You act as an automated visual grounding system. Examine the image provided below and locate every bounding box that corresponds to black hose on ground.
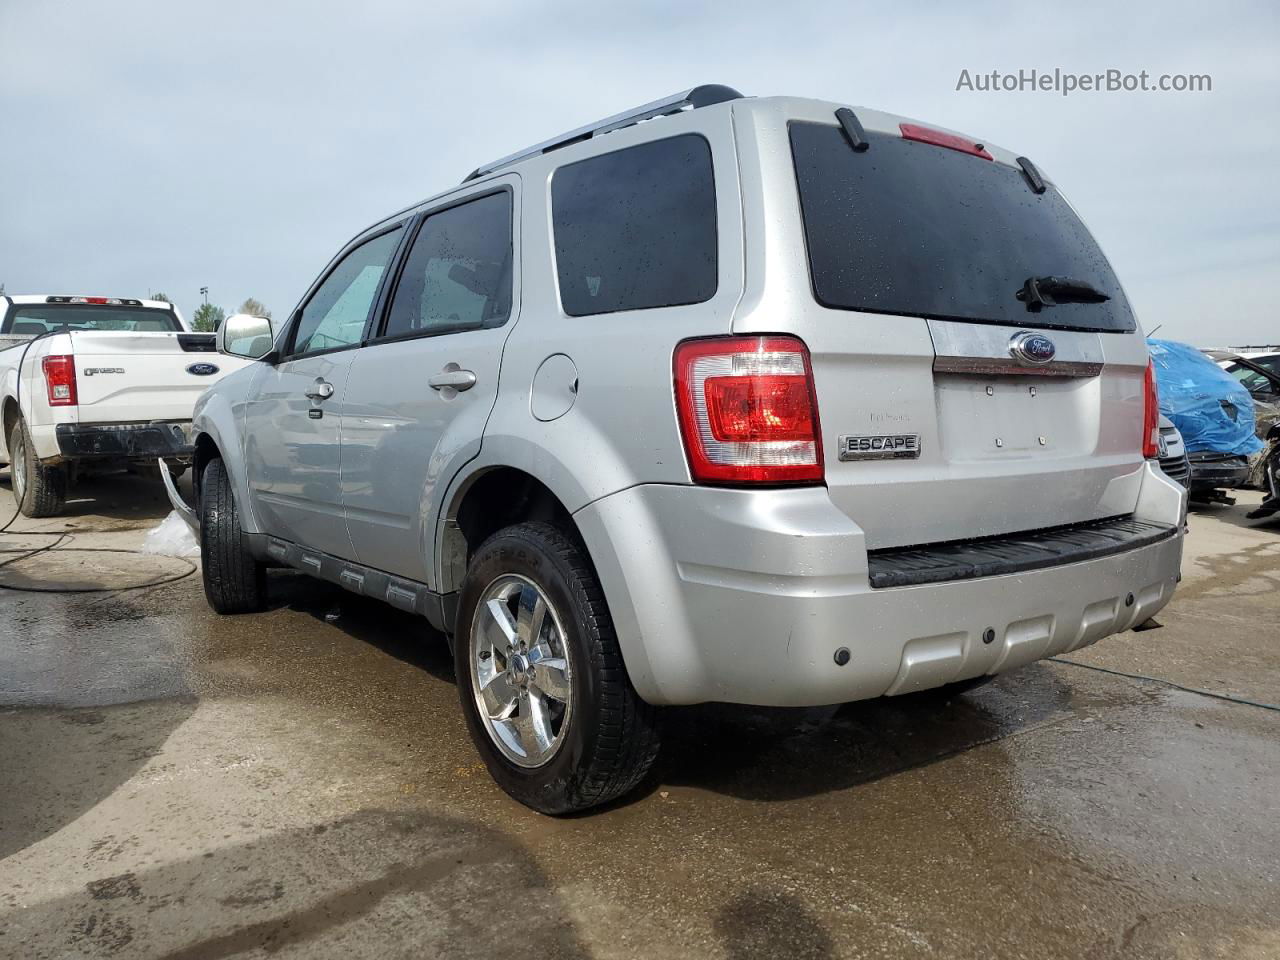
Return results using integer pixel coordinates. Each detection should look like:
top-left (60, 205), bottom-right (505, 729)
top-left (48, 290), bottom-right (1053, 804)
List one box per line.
top-left (1049, 656), bottom-right (1280, 713)
top-left (0, 500), bottom-right (197, 594)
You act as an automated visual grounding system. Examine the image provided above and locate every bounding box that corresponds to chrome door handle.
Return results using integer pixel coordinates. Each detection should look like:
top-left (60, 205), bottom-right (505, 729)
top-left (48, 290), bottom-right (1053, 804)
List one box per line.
top-left (428, 368), bottom-right (477, 392)
top-left (305, 379), bottom-right (335, 400)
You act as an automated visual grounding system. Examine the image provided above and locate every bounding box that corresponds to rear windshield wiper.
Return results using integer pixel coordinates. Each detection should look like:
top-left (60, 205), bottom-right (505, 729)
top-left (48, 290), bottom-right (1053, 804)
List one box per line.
top-left (1016, 275), bottom-right (1111, 312)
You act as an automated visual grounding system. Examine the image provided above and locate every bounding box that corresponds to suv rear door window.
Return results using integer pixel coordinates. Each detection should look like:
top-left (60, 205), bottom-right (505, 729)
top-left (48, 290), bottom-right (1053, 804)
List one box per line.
top-left (789, 122), bottom-right (1136, 333)
top-left (381, 191), bottom-right (512, 339)
top-left (552, 134), bottom-right (717, 317)
top-left (289, 226), bottom-right (403, 357)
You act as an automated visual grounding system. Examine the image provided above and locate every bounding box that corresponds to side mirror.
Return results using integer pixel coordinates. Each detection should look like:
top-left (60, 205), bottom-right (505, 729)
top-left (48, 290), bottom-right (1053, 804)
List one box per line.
top-left (217, 313), bottom-right (275, 360)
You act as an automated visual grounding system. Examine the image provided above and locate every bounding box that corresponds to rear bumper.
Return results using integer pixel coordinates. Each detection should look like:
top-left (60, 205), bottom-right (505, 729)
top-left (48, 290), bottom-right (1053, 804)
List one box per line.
top-left (54, 421), bottom-right (194, 460)
top-left (575, 461), bottom-right (1186, 707)
top-left (1186, 453), bottom-right (1250, 492)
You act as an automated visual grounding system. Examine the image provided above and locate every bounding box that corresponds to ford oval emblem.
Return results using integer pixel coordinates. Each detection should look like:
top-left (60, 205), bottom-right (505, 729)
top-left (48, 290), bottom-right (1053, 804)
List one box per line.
top-left (1009, 332), bottom-right (1056, 365)
top-left (187, 362), bottom-right (220, 376)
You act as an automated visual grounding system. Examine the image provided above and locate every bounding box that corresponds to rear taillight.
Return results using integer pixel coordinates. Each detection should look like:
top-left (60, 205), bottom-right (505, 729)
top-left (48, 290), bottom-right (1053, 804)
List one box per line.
top-left (674, 336), bottom-right (823, 485)
top-left (1142, 359), bottom-right (1160, 458)
top-left (43, 355), bottom-right (78, 406)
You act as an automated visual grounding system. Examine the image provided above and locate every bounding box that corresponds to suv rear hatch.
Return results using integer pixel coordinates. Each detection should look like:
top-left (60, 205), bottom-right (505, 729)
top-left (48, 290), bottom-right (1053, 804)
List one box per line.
top-left (735, 103), bottom-right (1151, 550)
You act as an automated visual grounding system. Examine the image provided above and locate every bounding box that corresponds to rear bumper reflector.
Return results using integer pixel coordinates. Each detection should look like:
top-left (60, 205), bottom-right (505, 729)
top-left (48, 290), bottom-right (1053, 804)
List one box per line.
top-left (867, 515), bottom-right (1178, 589)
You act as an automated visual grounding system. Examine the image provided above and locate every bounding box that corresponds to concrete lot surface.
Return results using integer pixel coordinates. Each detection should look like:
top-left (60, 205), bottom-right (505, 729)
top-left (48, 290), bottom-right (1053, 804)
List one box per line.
top-left (1, 471), bottom-right (1278, 959)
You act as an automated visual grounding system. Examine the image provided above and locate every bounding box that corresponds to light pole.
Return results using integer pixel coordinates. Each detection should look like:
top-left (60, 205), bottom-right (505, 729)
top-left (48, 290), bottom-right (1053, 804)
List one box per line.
top-left (200, 286), bottom-right (209, 305)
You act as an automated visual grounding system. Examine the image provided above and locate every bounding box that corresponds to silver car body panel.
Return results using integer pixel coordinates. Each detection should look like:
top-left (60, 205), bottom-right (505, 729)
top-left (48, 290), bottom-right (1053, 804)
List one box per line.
top-left (576, 462), bottom-right (1183, 705)
top-left (340, 178), bottom-right (522, 583)
top-left (431, 105), bottom-right (746, 591)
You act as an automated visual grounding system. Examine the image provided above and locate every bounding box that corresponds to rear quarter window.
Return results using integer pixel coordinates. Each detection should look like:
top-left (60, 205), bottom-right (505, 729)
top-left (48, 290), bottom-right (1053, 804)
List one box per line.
top-left (551, 134), bottom-right (717, 317)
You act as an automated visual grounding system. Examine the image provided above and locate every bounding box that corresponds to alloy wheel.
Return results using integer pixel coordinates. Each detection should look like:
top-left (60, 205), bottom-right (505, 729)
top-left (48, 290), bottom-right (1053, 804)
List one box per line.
top-left (470, 574), bottom-right (574, 768)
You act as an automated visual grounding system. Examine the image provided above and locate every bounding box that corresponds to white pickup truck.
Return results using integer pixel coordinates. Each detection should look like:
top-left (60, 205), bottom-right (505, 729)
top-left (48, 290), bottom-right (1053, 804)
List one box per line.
top-left (0, 295), bottom-right (253, 517)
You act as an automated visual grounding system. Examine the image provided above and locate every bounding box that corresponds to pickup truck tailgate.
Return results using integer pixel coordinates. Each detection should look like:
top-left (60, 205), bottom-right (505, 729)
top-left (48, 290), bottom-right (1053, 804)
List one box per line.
top-left (68, 331), bottom-right (235, 422)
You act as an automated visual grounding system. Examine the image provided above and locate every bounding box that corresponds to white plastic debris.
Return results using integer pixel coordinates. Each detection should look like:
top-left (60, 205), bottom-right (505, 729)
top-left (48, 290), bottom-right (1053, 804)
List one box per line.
top-left (141, 510), bottom-right (200, 558)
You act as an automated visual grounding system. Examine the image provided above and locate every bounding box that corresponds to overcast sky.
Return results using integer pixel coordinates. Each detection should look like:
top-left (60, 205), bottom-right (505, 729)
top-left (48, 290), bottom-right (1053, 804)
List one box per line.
top-left (1, 0), bottom-right (1276, 346)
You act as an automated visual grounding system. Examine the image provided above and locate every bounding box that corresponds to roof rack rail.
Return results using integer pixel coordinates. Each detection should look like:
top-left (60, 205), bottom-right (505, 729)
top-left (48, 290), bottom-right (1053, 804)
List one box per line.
top-left (463, 84), bottom-right (744, 182)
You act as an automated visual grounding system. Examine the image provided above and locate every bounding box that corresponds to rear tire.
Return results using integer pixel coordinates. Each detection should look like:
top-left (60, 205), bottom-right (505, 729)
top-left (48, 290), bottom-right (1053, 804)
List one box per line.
top-left (454, 521), bottom-right (660, 814)
top-left (8, 417), bottom-right (67, 518)
top-left (200, 457), bottom-right (266, 614)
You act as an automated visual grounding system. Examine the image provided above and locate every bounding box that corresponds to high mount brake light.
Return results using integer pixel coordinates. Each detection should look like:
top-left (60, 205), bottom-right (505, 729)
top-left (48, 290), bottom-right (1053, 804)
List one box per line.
top-left (43, 355), bottom-right (78, 406)
top-left (1142, 360), bottom-right (1160, 459)
top-left (899, 123), bottom-right (993, 160)
top-left (44, 296), bottom-right (140, 305)
top-left (674, 336), bottom-right (824, 485)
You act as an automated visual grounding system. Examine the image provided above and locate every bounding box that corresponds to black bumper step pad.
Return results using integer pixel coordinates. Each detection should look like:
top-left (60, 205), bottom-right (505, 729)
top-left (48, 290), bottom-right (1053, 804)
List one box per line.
top-left (867, 516), bottom-right (1177, 589)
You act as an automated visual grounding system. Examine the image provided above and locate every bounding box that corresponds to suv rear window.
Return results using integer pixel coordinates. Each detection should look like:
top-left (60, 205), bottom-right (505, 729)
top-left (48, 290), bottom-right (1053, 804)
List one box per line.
top-left (552, 134), bottom-right (717, 317)
top-left (2, 304), bottom-right (182, 334)
top-left (789, 122), bottom-right (1136, 333)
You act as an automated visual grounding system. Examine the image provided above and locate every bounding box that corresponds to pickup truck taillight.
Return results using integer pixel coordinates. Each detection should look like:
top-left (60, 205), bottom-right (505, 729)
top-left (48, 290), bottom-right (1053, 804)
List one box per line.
top-left (43, 355), bottom-right (78, 406)
top-left (1142, 359), bottom-right (1159, 459)
top-left (674, 336), bottom-right (824, 485)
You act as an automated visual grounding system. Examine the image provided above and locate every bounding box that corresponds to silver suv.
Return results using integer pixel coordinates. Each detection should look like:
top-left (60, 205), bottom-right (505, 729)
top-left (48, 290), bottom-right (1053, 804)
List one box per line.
top-left (175, 87), bottom-right (1187, 813)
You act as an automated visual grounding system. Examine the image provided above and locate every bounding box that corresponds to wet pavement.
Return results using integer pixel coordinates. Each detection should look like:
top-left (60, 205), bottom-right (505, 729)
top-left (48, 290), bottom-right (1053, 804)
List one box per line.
top-left (1, 470), bottom-right (1278, 959)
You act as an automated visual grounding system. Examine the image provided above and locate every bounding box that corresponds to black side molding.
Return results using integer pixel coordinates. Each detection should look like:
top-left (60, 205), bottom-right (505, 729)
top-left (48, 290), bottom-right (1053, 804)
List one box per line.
top-left (835, 107), bottom-right (870, 152)
top-left (867, 516), bottom-right (1177, 589)
top-left (1016, 156), bottom-right (1047, 194)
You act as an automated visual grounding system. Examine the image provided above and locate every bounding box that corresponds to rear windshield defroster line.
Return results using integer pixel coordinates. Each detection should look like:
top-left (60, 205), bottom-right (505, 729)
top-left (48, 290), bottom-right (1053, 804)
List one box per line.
top-left (788, 122), bottom-right (1137, 334)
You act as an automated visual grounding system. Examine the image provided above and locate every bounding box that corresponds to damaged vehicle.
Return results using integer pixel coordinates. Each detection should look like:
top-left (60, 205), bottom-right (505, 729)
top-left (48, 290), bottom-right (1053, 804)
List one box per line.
top-left (173, 87), bottom-right (1186, 813)
top-left (1207, 349), bottom-right (1280, 491)
top-left (1247, 421), bottom-right (1280, 520)
top-left (1148, 339), bottom-right (1263, 504)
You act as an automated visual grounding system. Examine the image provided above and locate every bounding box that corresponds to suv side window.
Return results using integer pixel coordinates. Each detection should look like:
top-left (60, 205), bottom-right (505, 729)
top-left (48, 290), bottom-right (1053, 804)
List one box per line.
top-left (551, 134), bottom-right (717, 317)
top-left (289, 226), bottom-right (403, 357)
top-left (381, 191), bottom-right (512, 340)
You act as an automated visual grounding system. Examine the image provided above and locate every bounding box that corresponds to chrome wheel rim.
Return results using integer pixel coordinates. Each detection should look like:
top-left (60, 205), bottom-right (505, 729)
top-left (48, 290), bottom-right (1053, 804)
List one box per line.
top-left (470, 574), bottom-right (573, 768)
top-left (10, 431), bottom-right (26, 503)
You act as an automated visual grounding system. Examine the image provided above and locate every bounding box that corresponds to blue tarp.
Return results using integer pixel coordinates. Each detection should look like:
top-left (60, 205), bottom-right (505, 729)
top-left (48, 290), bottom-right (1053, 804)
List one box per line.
top-left (1147, 338), bottom-right (1263, 456)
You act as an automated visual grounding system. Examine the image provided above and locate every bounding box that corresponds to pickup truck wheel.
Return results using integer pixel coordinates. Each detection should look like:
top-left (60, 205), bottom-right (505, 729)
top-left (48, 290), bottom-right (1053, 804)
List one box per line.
top-left (199, 457), bottom-right (266, 614)
top-left (8, 417), bottom-right (67, 518)
top-left (455, 521), bottom-right (660, 814)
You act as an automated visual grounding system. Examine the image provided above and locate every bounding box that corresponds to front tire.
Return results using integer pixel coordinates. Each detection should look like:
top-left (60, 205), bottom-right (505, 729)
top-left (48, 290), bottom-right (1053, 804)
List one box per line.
top-left (454, 522), bottom-right (659, 814)
top-left (200, 457), bottom-right (266, 614)
top-left (8, 417), bottom-right (67, 518)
